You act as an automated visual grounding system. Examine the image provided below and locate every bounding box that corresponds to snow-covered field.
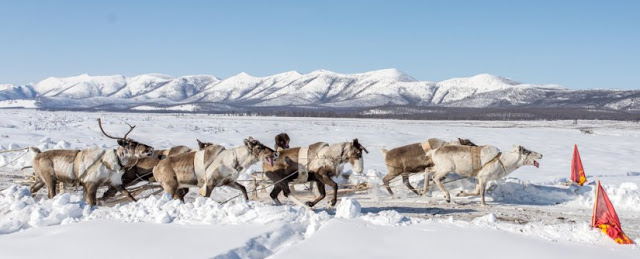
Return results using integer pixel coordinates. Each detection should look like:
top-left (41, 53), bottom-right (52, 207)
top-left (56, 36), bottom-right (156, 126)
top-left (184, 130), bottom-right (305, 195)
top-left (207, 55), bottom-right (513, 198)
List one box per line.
top-left (0, 109), bottom-right (638, 258)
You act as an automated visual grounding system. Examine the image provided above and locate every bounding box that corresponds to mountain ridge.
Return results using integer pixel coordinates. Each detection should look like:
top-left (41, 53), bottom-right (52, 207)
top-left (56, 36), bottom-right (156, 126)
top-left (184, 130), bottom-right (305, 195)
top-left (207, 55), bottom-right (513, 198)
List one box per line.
top-left (1, 69), bottom-right (639, 112)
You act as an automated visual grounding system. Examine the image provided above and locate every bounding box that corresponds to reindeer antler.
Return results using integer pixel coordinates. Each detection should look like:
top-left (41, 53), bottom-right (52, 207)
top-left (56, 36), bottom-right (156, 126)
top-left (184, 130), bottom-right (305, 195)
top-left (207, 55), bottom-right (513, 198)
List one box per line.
top-left (97, 118), bottom-right (136, 140)
top-left (98, 118), bottom-right (121, 139)
top-left (123, 122), bottom-right (136, 140)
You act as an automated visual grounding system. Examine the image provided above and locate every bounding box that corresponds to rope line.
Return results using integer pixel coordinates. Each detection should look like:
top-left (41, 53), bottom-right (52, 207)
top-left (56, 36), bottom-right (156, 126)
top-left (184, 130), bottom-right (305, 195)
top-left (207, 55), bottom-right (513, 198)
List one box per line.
top-left (219, 170), bottom-right (301, 205)
top-left (0, 147), bottom-right (29, 154)
top-left (0, 150), bottom-right (30, 169)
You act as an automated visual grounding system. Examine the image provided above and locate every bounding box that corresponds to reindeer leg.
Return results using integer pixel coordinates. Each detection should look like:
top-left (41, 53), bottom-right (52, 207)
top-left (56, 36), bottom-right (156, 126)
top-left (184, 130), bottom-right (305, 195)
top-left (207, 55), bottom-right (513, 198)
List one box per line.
top-left (422, 168), bottom-right (434, 195)
top-left (227, 181), bottom-right (249, 201)
top-left (265, 171), bottom-right (288, 206)
top-left (30, 180), bottom-right (45, 197)
top-left (317, 169), bottom-right (338, 207)
top-left (305, 180), bottom-right (326, 207)
top-left (433, 172), bottom-right (451, 203)
top-left (457, 181), bottom-right (482, 197)
top-left (402, 173), bottom-right (420, 196)
top-left (100, 187), bottom-right (118, 202)
top-left (269, 184), bottom-right (283, 206)
top-left (382, 173), bottom-right (396, 196)
top-left (271, 177), bottom-right (308, 208)
top-left (86, 183), bottom-right (99, 206)
top-left (46, 178), bottom-right (57, 199)
top-left (479, 178), bottom-right (488, 206)
top-left (116, 185), bottom-right (137, 203)
top-left (178, 188), bottom-right (190, 200)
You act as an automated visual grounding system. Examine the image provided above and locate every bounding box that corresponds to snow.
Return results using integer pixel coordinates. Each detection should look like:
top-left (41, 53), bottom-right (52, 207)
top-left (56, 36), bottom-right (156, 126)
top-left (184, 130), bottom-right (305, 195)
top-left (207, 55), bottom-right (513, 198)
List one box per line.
top-left (0, 109), bottom-right (639, 258)
top-left (0, 99), bottom-right (37, 108)
top-left (276, 219), bottom-right (639, 259)
top-left (131, 104), bottom-right (200, 112)
top-left (0, 220), bottom-right (277, 259)
top-left (335, 197), bottom-right (361, 219)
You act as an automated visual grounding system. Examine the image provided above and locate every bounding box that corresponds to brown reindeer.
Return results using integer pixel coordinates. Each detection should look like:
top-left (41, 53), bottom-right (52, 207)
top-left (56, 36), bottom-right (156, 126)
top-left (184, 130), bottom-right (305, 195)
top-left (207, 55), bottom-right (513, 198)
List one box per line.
top-left (99, 139), bottom-right (215, 202)
top-left (29, 120), bottom-right (151, 205)
top-left (274, 133), bottom-right (290, 152)
top-left (98, 118), bottom-right (154, 157)
top-left (152, 139), bottom-right (213, 159)
top-left (263, 139), bottom-right (368, 208)
top-left (380, 138), bottom-right (476, 196)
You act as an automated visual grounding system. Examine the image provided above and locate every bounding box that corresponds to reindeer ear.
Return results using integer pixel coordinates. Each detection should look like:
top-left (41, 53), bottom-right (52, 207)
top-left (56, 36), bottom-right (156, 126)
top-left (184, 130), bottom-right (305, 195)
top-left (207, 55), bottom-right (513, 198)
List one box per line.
top-left (353, 138), bottom-right (359, 146)
top-left (519, 146), bottom-right (524, 152)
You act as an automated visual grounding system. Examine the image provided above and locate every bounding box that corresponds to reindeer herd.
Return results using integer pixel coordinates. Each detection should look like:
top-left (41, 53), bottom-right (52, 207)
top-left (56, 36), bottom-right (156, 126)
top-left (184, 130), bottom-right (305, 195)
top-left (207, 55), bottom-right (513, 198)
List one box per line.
top-left (25, 119), bottom-right (543, 208)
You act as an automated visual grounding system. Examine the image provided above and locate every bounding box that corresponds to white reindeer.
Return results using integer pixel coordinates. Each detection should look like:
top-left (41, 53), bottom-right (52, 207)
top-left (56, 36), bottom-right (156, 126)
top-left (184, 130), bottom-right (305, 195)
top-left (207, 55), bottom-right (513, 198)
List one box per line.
top-left (427, 145), bottom-right (542, 205)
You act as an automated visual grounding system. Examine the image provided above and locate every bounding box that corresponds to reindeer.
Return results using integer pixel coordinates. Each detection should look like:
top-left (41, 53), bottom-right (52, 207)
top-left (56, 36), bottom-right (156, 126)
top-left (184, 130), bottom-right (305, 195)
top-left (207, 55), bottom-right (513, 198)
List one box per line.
top-left (97, 118), bottom-right (154, 157)
top-left (152, 139), bottom-right (213, 159)
top-left (29, 120), bottom-right (151, 205)
top-left (263, 139), bottom-right (368, 208)
top-left (274, 133), bottom-right (290, 152)
top-left (380, 138), bottom-right (477, 196)
top-left (201, 137), bottom-right (277, 201)
top-left (154, 137), bottom-right (276, 201)
top-left (99, 139), bottom-right (215, 202)
top-left (427, 145), bottom-right (542, 205)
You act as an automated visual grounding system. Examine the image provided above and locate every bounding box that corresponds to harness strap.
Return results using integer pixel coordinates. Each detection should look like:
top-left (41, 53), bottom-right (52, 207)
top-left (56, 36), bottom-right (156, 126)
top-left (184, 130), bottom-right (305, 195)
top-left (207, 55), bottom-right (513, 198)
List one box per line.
top-left (472, 152), bottom-right (503, 176)
top-left (295, 147), bottom-right (310, 183)
top-left (470, 146), bottom-right (482, 171)
top-left (496, 153), bottom-right (507, 175)
top-left (194, 149), bottom-right (207, 179)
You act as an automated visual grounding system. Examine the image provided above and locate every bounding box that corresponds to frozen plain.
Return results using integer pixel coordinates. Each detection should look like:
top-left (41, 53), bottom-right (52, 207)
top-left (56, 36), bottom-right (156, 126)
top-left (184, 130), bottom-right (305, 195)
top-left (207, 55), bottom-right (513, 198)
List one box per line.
top-left (0, 109), bottom-right (638, 258)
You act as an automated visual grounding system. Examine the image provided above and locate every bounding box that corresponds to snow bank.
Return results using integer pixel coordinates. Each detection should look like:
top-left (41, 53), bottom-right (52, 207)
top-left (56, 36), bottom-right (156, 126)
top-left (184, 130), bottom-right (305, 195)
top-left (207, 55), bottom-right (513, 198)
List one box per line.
top-left (361, 210), bottom-right (410, 226)
top-left (0, 185), bottom-right (329, 235)
top-left (488, 179), bottom-right (640, 212)
top-left (335, 197), bottom-right (361, 219)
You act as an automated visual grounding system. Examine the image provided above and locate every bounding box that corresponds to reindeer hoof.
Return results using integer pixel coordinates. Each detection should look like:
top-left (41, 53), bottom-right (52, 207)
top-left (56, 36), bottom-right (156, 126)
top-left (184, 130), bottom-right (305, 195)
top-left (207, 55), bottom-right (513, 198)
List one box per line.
top-left (456, 191), bottom-right (463, 197)
top-left (305, 201), bottom-right (314, 207)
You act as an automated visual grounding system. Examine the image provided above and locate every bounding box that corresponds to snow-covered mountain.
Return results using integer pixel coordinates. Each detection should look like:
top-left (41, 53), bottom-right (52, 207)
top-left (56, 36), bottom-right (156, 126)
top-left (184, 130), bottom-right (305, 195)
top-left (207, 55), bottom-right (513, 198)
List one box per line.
top-left (1, 69), bottom-right (639, 112)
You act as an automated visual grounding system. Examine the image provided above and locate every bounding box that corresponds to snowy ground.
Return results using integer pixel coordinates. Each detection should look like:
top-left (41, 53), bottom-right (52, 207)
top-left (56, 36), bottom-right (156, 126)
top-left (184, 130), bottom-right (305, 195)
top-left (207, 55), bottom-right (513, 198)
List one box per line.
top-left (0, 109), bottom-right (638, 258)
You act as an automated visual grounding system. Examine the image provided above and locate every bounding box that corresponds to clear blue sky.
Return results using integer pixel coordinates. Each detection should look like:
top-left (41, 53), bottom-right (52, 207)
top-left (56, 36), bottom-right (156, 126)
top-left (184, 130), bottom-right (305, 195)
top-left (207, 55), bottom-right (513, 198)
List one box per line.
top-left (1, 0), bottom-right (638, 89)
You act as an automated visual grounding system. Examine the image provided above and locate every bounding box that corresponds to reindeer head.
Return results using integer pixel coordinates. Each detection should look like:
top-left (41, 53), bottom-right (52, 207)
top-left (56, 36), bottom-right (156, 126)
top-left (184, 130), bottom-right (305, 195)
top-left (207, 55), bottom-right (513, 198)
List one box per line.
top-left (98, 118), bottom-right (154, 157)
top-left (457, 138), bottom-right (477, 146)
top-left (244, 137), bottom-right (277, 166)
top-left (513, 145), bottom-right (543, 168)
top-left (346, 138), bottom-right (368, 174)
top-left (197, 139), bottom-right (214, 150)
top-left (115, 146), bottom-right (138, 170)
top-left (274, 133), bottom-right (290, 150)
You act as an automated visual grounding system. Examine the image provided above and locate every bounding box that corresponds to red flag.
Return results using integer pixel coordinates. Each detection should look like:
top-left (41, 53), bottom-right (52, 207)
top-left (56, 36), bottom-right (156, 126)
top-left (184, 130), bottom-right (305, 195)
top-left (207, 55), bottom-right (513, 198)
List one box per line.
top-left (591, 181), bottom-right (634, 244)
top-left (571, 145), bottom-right (587, 185)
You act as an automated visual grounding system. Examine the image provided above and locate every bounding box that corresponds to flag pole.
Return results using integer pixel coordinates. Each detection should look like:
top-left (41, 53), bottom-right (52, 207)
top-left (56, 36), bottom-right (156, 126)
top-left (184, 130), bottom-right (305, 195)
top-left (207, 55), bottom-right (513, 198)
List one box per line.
top-left (591, 180), bottom-right (600, 227)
